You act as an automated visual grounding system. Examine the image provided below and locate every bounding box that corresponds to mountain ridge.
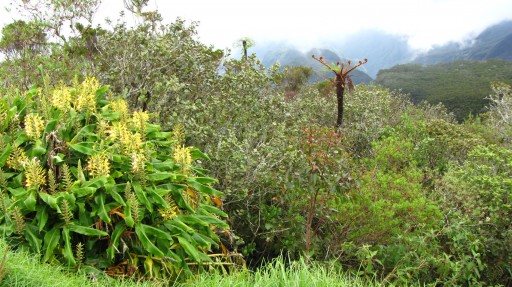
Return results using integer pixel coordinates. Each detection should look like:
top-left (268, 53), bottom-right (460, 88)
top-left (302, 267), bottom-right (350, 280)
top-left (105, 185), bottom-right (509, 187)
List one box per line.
top-left (253, 20), bottom-right (512, 78)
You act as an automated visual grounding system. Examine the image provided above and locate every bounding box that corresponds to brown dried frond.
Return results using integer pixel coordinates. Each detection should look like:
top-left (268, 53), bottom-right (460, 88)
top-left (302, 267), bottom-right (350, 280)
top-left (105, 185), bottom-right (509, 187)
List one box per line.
top-left (347, 76), bottom-right (355, 93)
top-left (342, 58), bottom-right (368, 76)
top-left (312, 54), bottom-right (335, 72)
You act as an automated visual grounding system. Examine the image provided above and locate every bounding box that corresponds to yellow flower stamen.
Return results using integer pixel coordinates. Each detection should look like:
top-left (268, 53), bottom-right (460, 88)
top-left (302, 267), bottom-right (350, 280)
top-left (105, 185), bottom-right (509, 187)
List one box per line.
top-left (173, 145), bottom-right (192, 174)
top-left (25, 157), bottom-right (46, 190)
top-left (24, 114), bottom-right (45, 140)
top-left (87, 153), bottom-right (110, 178)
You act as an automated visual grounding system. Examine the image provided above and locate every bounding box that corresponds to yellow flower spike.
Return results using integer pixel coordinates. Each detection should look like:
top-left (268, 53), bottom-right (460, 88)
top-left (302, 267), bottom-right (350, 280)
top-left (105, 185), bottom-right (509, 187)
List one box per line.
top-left (159, 200), bottom-right (179, 220)
top-left (24, 114), bottom-right (45, 140)
top-left (173, 145), bottom-right (192, 174)
top-left (132, 111), bottom-right (149, 130)
top-left (7, 145), bottom-right (28, 171)
top-left (172, 123), bottom-right (186, 148)
top-left (51, 85), bottom-right (72, 112)
top-left (74, 77), bottom-right (100, 112)
top-left (25, 158), bottom-right (46, 190)
top-left (87, 153), bottom-right (110, 178)
top-left (131, 152), bottom-right (146, 173)
top-left (111, 99), bottom-right (129, 120)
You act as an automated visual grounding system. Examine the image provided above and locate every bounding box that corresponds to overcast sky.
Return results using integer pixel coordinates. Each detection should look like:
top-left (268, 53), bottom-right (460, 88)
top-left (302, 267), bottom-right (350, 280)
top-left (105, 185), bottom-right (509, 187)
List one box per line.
top-left (1, 0), bottom-right (512, 51)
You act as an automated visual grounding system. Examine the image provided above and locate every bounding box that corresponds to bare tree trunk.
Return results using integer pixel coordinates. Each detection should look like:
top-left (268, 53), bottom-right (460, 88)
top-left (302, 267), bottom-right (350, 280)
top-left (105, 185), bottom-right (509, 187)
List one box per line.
top-left (335, 74), bottom-right (345, 129)
top-left (242, 40), bottom-right (248, 61)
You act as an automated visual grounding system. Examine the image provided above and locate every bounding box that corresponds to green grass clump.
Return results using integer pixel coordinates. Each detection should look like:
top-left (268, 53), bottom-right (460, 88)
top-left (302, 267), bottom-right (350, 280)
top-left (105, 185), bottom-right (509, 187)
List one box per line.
top-left (0, 242), bottom-right (380, 287)
top-left (179, 257), bottom-right (372, 287)
top-left (0, 239), bottom-right (153, 287)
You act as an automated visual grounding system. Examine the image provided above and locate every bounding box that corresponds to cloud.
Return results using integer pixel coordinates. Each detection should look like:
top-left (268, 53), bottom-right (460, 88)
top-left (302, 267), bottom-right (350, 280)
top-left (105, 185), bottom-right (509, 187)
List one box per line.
top-left (2, 0), bottom-right (511, 51)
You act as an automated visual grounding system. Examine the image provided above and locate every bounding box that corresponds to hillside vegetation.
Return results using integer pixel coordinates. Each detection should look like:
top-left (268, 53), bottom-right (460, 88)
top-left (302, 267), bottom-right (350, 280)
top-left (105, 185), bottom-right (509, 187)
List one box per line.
top-left (0, 1), bottom-right (511, 286)
top-left (376, 59), bottom-right (512, 120)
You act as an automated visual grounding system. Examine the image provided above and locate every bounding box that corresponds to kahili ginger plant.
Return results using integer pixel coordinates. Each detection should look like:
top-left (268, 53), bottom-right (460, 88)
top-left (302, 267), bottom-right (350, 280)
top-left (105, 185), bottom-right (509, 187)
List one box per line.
top-left (0, 77), bottom-right (235, 281)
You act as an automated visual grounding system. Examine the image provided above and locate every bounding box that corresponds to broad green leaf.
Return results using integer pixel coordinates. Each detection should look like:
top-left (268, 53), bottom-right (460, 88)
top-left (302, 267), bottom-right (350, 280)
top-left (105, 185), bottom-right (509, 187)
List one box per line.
top-left (24, 190), bottom-right (37, 211)
top-left (31, 142), bottom-right (47, 157)
top-left (69, 142), bottom-right (97, 155)
top-left (101, 111), bottom-right (120, 121)
top-left (107, 223), bottom-right (127, 260)
top-left (7, 187), bottom-right (27, 197)
top-left (24, 226), bottom-right (42, 254)
top-left (39, 192), bottom-right (61, 212)
top-left (112, 154), bottom-right (127, 163)
top-left (36, 205), bottom-right (49, 231)
top-left (147, 188), bottom-right (167, 208)
top-left (190, 147), bottom-right (210, 161)
top-left (107, 188), bottom-right (126, 206)
top-left (70, 125), bottom-right (97, 144)
top-left (190, 177), bottom-right (218, 185)
top-left (0, 144), bottom-right (12, 167)
top-left (42, 227), bottom-right (61, 262)
top-left (187, 179), bottom-right (222, 196)
top-left (179, 215), bottom-right (208, 227)
top-left (140, 224), bottom-right (173, 241)
top-left (94, 192), bottom-right (111, 223)
top-left (172, 189), bottom-right (194, 212)
top-left (96, 85), bottom-right (110, 97)
top-left (150, 160), bottom-right (175, 171)
top-left (153, 188), bottom-right (172, 198)
top-left (157, 183), bottom-right (187, 191)
top-left (62, 227), bottom-right (76, 266)
top-left (166, 217), bottom-right (194, 233)
top-left (68, 224), bottom-right (108, 236)
top-left (82, 176), bottom-right (108, 189)
top-left (148, 131), bottom-right (172, 140)
top-left (125, 215), bottom-right (135, 228)
top-left (148, 172), bottom-right (185, 182)
top-left (195, 214), bottom-right (229, 229)
top-left (51, 153), bottom-right (66, 164)
top-left (44, 119), bottom-right (58, 133)
top-left (133, 183), bottom-right (153, 213)
top-left (200, 204), bottom-right (228, 217)
top-left (14, 133), bottom-right (29, 147)
top-left (135, 224), bottom-right (165, 258)
top-left (192, 233), bottom-right (218, 249)
top-left (178, 236), bottom-right (201, 262)
top-left (72, 187), bottom-right (96, 197)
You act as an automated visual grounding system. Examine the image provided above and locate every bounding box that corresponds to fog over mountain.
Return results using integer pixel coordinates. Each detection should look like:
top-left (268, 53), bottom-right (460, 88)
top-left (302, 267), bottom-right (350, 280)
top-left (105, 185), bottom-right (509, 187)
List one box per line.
top-left (253, 20), bottom-right (512, 79)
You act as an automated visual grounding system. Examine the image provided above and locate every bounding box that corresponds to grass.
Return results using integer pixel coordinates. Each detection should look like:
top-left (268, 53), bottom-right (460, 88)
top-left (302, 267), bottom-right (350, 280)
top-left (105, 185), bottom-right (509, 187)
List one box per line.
top-left (0, 239), bottom-right (153, 287)
top-left (178, 257), bottom-right (373, 287)
top-left (0, 239), bottom-right (376, 287)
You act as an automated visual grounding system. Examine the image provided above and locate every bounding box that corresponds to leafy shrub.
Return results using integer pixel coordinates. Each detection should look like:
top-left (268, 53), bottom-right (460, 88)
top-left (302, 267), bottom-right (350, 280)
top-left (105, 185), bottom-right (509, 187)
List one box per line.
top-left (376, 222), bottom-right (486, 286)
top-left (279, 127), bottom-right (353, 259)
top-left (343, 85), bottom-right (411, 157)
top-left (435, 145), bottom-right (512, 284)
top-left (486, 82), bottom-right (512, 146)
top-left (343, 120), bottom-right (442, 246)
top-left (93, 20), bottom-right (224, 117)
top-left (426, 119), bottom-right (486, 162)
top-left (0, 78), bottom-right (232, 281)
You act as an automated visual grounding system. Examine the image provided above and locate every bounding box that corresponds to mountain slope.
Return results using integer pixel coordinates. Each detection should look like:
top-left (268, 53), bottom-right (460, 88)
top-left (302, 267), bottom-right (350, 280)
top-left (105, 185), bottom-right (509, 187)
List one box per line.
top-left (376, 59), bottom-right (512, 120)
top-left (413, 20), bottom-right (512, 64)
top-left (261, 47), bottom-right (373, 84)
top-left (332, 30), bottom-right (414, 78)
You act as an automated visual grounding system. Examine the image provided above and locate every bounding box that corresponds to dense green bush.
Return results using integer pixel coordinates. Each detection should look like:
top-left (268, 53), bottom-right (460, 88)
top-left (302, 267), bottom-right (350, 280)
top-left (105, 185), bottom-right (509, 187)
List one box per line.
top-left (435, 145), bottom-right (512, 284)
top-left (0, 79), bottom-right (232, 282)
top-left (486, 82), bottom-right (512, 146)
top-left (93, 20), bottom-right (224, 117)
